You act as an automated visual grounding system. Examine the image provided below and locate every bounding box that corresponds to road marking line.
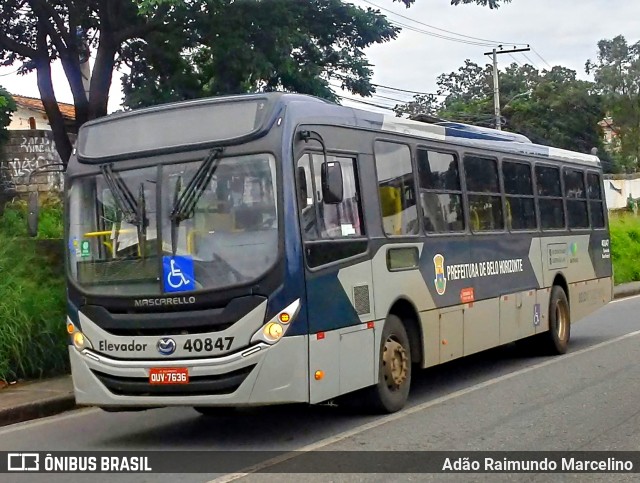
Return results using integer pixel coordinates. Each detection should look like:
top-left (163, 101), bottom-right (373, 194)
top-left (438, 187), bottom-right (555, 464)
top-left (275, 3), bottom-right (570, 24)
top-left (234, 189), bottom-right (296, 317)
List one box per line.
top-left (207, 328), bottom-right (640, 483)
top-left (0, 407), bottom-right (100, 437)
top-left (611, 293), bottom-right (640, 303)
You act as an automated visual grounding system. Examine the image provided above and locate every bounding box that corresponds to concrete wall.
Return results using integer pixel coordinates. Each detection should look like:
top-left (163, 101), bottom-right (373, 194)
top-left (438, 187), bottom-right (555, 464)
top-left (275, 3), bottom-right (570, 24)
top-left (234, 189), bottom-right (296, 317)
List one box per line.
top-left (0, 130), bottom-right (67, 195)
top-left (604, 174), bottom-right (640, 210)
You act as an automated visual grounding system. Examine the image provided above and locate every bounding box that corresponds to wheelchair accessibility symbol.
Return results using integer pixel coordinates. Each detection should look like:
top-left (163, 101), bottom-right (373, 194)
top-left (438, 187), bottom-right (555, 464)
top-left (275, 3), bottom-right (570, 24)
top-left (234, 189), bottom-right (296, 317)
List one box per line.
top-left (162, 256), bottom-right (195, 293)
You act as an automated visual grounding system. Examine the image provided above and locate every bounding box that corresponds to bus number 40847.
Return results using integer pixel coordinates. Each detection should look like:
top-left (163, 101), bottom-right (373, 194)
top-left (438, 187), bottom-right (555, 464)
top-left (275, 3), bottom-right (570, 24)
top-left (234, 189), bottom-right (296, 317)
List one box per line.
top-left (183, 337), bottom-right (234, 353)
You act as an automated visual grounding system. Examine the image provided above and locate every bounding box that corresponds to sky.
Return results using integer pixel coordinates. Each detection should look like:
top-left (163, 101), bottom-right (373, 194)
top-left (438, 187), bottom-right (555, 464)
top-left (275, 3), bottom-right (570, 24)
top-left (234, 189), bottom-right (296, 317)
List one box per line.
top-left (0, 0), bottom-right (638, 116)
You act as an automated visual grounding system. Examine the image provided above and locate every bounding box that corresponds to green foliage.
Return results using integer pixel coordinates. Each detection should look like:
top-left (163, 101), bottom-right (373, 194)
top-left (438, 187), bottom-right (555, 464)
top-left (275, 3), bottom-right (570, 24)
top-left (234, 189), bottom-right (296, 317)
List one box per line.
top-left (136, 0), bottom-right (179, 14)
top-left (587, 35), bottom-right (640, 172)
top-left (395, 60), bottom-right (606, 155)
top-left (0, 197), bottom-right (63, 239)
top-left (610, 213), bottom-right (640, 284)
top-left (0, 0), bottom-right (514, 164)
top-left (121, 0), bottom-right (513, 108)
top-left (122, 0), bottom-right (399, 107)
top-left (0, 200), bottom-right (66, 382)
top-left (0, 86), bottom-right (16, 145)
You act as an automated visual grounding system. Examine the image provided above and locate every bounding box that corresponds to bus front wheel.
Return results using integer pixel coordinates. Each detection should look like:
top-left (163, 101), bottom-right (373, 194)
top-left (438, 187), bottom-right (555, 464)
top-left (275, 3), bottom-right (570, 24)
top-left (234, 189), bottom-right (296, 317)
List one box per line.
top-left (364, 314), bottom-right (412, 413)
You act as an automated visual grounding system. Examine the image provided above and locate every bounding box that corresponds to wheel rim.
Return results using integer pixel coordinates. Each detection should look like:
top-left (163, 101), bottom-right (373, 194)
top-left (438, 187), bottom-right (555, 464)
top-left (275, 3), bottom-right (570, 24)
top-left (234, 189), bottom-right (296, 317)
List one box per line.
top-left (382, 335), bottom-right (408, 391)
top-left (555, 298), bottom-right (569, 342)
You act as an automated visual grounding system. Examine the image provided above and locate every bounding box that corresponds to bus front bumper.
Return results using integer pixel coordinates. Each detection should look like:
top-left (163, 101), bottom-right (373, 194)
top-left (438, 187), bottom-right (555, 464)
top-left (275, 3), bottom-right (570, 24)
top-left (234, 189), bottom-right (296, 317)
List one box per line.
top-left (69, 335), bottom-right (309, 408)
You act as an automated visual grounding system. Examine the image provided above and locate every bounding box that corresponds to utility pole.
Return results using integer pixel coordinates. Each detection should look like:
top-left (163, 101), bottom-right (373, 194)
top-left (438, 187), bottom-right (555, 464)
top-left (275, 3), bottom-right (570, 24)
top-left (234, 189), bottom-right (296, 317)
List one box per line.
top-left (484, 46), bottom-right (531, 131)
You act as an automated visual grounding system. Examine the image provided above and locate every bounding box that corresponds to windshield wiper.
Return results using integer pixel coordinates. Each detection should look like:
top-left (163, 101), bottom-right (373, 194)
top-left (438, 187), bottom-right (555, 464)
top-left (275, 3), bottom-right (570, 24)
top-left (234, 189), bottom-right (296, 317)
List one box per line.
top-left (136, 183), bottom-right (148, 258)
top-left (100, 164), bottom-right (148, 257)
top-left (169, 148), bottom-right (224, 255)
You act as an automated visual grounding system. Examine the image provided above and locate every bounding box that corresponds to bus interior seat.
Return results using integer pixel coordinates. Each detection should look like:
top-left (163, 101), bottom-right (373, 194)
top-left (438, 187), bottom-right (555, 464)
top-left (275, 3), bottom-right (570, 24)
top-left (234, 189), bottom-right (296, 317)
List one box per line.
top-left (234, 206), bottom-right (263, 230)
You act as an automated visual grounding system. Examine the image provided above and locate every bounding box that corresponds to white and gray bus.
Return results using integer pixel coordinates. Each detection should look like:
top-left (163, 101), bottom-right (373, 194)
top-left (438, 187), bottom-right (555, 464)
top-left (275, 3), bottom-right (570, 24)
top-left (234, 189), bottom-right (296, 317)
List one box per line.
top-left (56, 93), bottom-right (612, 414)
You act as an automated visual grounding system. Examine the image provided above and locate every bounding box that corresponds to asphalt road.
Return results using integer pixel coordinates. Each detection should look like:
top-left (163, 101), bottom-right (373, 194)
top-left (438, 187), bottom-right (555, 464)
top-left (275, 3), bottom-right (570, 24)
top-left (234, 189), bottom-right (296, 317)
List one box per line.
top-left (2, 295), bottom-right (640, 483)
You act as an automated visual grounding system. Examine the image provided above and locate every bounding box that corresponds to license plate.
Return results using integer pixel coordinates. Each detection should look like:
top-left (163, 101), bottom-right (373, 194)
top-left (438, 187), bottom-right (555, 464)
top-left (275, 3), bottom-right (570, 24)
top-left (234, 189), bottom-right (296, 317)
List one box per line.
top-left (149, 367), bottom-right (189, 385)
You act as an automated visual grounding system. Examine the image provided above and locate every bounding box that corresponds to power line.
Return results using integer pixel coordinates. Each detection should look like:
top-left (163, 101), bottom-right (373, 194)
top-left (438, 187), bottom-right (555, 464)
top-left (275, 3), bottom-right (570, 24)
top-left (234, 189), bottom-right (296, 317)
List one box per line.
top-left (372, 83), bottom-right (444, 97)
top-left (532, 48), bottom-right (553, 69)
top-left (370, 92), bottom-right (412, 104)
top-left (389, 19), bottom-right (496, 47)
top-left (329, 82), bottom-right (411, 104)
top-left (520, 52), bottom-right (539, 70)
top-left (508, 54), bottom-right (522, 66)
top-left (362, 0), bottom-right (527, 47)
top-left (337, 95), bottom-right (396, 112)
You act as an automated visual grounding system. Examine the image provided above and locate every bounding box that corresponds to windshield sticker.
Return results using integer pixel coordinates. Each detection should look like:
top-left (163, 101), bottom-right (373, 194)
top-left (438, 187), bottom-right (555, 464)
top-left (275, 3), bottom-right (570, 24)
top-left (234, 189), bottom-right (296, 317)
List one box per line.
top-left (69, 237), bottom-right (79, 256)
top-left (80, 240), bottom-right (91, 258)
top-left (163, 255), bottom-right (195, 293)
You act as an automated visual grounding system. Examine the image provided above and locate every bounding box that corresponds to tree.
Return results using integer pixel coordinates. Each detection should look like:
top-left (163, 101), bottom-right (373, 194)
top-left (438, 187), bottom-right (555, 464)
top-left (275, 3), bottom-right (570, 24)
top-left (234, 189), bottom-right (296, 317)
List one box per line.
top-left (0, 86), bottom-right (16, 145)
top-left (587, 35), bottom-right (640, 171)
top-left (121, 0), bottom-right (399, 108)
top-left (395, 60), bottom-right (606, 155)
top-left (0, 0), bottom-right (513, 165)
top-left (505, 66), bottom-right (605, 154)
top-left (0, 0), bottom-right (178, 165)
top-left (393, 93), bottom-right (441, 118)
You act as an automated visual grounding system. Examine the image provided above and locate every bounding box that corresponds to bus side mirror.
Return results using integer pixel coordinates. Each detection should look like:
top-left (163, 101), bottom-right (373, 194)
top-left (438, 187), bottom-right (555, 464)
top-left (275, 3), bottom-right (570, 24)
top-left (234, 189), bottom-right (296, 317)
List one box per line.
top-left (321, 161), bottom-right (343, 204)
top-left (27, 191), bottom-right (39, 238)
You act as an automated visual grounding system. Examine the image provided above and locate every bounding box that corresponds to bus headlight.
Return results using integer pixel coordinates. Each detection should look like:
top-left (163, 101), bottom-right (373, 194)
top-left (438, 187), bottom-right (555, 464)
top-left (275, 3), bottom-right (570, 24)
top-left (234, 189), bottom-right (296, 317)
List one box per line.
top-left (68, 318), bottom-right (93, 351)
top-left (251, 299), bottom-right (301, 345)
top-left (263, 322), bottom-right (284, 341)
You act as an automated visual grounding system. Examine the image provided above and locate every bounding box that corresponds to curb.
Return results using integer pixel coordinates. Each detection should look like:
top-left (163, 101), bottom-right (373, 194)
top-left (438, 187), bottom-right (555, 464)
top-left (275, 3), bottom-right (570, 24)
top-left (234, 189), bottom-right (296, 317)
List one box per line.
top-left (0, 394), bottom-right (77, 428)
top-left (613, 282), bottom-right (640, 299)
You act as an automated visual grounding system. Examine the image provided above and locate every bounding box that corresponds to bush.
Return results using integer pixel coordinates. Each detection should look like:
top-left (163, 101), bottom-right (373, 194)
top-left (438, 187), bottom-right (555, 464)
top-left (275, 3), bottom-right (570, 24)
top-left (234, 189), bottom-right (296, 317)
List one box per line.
top-left (0, 196), bottom-right (63, 239)
top-left (0, 198), bottom-right (67, 382)
top-left (609, 213), bottom-right (640, 285)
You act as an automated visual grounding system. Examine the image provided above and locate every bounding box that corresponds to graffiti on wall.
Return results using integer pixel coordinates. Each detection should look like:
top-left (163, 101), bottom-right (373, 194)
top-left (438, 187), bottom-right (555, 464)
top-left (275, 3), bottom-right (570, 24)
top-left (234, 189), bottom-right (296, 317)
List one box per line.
top-left (1, 133), bottom-right (64, 193)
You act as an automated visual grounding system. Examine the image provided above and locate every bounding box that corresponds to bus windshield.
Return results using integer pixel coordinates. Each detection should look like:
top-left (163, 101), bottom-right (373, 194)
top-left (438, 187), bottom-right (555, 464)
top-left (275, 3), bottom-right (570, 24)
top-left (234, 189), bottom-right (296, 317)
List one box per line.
top-left (67, 153), bottom-right (278, 296)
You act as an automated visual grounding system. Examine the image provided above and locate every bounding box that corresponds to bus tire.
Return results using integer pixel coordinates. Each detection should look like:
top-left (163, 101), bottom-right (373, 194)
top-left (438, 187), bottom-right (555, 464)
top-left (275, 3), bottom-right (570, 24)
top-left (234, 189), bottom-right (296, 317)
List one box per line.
top-left (364, 314), bottom-right (412, 413)
top-left (539, 285), bottom-right (571, 355)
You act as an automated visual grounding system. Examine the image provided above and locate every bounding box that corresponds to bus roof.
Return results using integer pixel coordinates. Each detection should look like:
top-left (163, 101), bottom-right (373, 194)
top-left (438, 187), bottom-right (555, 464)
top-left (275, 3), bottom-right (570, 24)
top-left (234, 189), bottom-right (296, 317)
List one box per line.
top-left (279, 93), bottom-right (601, 167)
top-left (80, 92), bottom-right (601, 167)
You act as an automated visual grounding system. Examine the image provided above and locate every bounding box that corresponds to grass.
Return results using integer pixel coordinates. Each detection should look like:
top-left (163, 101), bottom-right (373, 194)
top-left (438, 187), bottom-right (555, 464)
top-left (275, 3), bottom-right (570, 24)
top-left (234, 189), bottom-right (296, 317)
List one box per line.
top-left (0, 198), bottom-right (68, 383)
top-left (609, 212), bottom-right (640, 285)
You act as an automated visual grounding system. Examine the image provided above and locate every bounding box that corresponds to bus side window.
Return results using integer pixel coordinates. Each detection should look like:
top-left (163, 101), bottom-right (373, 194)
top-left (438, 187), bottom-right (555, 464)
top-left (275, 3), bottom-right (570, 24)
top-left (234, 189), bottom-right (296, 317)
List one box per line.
top-left (297, 167), bottom-right (308, 210)
top-left (536, 165), bottom-right (565, 230)
top-left (587, 172), bottom-right (606, 228)
top-left (296, 153), bottom-right (364, 240)
top-left (416, 149), bottom-right (464, 233)
top-left (564, 168), bottom-right (589, 229)
top-left (464, 155), bottom-right (503, 232)
top-left (297, 154), bottom-right (317, 238)
top-left (374, 141), bottom-right (418, 236)
top-left (503, 160), bottom-right (536, 231)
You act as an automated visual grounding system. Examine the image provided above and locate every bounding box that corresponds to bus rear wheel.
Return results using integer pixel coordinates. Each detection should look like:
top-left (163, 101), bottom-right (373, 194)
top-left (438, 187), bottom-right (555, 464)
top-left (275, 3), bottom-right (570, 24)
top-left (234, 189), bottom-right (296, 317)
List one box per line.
top-left (363, 314), bottom-right (412, 413)
top-left (536, 285), bottom-right (570, 355)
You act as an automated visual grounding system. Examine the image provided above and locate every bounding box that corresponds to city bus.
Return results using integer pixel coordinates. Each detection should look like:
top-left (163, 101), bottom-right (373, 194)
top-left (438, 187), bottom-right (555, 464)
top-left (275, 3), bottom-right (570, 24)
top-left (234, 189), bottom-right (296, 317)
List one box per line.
top-left (51, 93), bottom-right (612, 414)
